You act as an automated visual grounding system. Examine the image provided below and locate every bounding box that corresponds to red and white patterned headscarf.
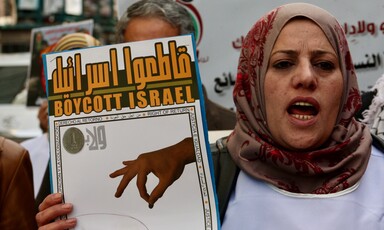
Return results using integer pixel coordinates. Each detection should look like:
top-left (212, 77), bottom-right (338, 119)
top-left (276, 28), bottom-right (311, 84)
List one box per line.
top-left (226, 3), bottom-right (372, 194)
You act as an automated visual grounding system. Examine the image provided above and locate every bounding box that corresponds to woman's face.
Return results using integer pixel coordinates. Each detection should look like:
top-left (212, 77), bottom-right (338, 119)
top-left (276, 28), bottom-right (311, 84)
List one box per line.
top-left (264, 18), bottom-right (343, 151)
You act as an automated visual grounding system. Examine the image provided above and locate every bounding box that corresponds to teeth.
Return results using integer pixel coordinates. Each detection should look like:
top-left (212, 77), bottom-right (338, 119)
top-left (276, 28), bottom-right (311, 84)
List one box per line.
top-left (294, 102), bottom-right (313, 107)
top-left (291, 114), bottom-right (314, 120)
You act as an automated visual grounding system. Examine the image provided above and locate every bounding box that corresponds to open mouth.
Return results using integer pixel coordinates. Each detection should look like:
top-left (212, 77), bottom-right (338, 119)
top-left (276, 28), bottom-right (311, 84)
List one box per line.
top-left (288, 102), bottom-right (318, 120)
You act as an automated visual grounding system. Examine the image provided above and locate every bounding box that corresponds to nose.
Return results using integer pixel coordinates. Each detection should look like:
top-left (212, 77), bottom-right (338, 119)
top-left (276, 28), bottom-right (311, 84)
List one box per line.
top-left (292, 60), bottom-right (317, 90)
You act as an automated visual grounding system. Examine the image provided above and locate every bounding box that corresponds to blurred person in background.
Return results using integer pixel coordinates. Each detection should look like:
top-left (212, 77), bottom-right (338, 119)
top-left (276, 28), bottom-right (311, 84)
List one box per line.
top-left (115, 0), bottom-right (236, 130)
top-left (0, 136), bottom-right (37, 229)
top-left (21, 32), bottom-right (101, 208)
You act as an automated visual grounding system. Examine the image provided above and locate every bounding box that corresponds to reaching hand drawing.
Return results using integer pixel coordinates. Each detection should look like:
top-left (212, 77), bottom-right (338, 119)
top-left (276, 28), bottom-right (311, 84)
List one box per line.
top-left (109, 137), bottom-right (195, 208)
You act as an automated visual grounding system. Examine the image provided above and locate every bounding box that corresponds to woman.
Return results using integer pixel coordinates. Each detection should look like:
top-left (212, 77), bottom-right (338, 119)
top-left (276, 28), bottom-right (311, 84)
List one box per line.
top-left (219, 2), bottom-right (383, 229)
top-left (36, 3), bottom-right (384, 229)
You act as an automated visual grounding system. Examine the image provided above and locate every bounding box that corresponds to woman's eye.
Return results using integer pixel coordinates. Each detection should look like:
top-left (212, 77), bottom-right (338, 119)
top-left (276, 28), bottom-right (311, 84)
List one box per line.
top-left (315, 61), bottom-right (335, 71)
top-left (273, 61), bottom-right (293, 69)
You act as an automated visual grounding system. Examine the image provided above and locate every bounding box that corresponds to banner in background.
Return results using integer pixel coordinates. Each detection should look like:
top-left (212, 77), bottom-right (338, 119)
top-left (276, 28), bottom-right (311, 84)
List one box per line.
top-left (117, 0), bottom-right (384, 110)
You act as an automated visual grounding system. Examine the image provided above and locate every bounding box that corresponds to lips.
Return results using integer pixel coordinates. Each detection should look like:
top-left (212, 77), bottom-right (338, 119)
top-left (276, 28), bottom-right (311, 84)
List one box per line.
top-left (288, 100), bottom-right (319, 120)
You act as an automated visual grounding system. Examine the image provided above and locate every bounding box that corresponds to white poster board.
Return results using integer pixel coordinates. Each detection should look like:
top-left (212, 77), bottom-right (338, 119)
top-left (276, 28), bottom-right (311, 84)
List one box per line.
top-left (43, 34), bottom-right (219, 230)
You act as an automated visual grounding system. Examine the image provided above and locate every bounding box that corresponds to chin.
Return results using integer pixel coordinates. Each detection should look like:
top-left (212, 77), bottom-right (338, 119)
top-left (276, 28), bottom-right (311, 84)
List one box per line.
top-left (284, 139), bottom-right (321, 152)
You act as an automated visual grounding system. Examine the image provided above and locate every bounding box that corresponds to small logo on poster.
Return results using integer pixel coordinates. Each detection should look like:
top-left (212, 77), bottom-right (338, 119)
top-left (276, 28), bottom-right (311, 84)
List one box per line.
top-left (63, 127), bottom-right (85, 154)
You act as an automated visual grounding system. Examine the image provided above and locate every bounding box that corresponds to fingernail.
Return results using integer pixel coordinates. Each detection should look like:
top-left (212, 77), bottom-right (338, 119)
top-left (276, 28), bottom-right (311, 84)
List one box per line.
top-left (66, 218), bottom-right (77, 225)
top-left (53, 193), bottom-right (62, 200)
top-left (62, 203), bottom-right (72, 209)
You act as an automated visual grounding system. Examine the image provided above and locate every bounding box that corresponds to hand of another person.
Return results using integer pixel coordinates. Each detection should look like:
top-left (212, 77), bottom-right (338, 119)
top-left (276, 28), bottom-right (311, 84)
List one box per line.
top-left (110, 137), bottom-right (196, 208)
top-left (36, 193), bottom-right (76, 230)
top-left (38, 100), bottom-right (48, 133)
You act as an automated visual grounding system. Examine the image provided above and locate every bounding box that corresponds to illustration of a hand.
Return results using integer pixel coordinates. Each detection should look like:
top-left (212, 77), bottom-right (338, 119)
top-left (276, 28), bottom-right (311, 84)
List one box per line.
top-left (109, 137), bottom-right (195, 208)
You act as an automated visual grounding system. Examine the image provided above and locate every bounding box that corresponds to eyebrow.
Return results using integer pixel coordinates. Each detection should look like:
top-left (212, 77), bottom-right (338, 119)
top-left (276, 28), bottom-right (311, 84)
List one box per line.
top-left (270, 49), bottom-right (337, 58)
top-left (311, 50), bottom-right (337, 58)
top-left (270, 50), bottom-right (297, 57)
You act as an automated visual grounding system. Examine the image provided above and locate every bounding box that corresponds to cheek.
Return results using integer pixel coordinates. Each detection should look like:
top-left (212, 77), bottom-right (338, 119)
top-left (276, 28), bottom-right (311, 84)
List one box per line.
top-left (264, 77), bottom-right (283, 124)
top-left (330, 75), bottom-right (343, 104)
top-left (264, 74), bottom-right (286, 106)
top-left (323, 75), bottom-right (344, 121)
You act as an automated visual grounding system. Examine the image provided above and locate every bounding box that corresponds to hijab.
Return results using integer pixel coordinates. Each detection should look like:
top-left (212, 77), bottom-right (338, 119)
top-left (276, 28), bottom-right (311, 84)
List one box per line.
top-left (226, 3), bottom-right (372, 194)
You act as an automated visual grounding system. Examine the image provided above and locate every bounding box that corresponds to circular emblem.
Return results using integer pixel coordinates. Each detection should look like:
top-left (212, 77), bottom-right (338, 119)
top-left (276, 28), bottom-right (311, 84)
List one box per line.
top-left (63, 127), bottom-right (84, 154)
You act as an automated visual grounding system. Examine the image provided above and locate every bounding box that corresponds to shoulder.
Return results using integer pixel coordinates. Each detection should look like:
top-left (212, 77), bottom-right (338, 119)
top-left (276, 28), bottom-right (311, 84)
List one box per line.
top-left (0, 136), bottom-right (37, 229)
top-left (205, 100), bottom-right (236, 130)
top-left (210, 136), bottom-right (236, 176)
top-left (362, 135), bottom-right (384, 190)
top-left (0, 136), bottom-right (33, 191)
top-left (21, 133), bottom-right (48, 148)
top-left (371, 134), bottom-right (384, 155)
top-left (20, 133), bottom-right (49, 160)
top-left (355, 90), bottom-right (376, 120)
top-left (0, 136), bottom-right (30, 168)
top-left (210, 137), bottom-right (239, 221)
top-left (203, 85), bottom-right (236, 130)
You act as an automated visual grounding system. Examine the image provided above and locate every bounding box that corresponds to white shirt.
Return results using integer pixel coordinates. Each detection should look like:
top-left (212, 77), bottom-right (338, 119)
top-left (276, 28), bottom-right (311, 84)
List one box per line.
top-left (221, 146), bottom-right (384, 230)
top-left (21, 133), bottom-right (50, 197)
